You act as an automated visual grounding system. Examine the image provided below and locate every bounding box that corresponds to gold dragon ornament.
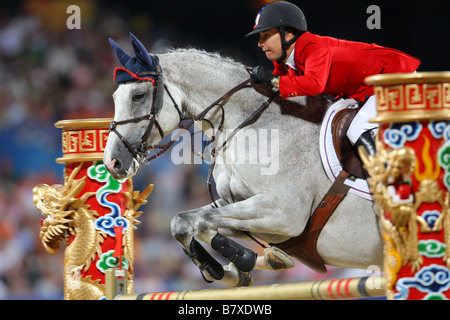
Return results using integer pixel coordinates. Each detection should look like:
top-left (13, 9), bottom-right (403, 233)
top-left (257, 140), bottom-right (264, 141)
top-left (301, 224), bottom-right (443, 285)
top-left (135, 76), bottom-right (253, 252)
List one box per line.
top-left (361, 139), bottom-right (450, 298)
top-left (33, 164), bottom-right (152, 299)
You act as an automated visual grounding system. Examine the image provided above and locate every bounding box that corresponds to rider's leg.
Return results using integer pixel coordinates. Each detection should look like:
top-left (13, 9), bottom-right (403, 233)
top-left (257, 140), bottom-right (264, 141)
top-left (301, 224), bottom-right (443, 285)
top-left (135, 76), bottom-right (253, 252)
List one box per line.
top-left (346, 95), bottom-right (378, 157)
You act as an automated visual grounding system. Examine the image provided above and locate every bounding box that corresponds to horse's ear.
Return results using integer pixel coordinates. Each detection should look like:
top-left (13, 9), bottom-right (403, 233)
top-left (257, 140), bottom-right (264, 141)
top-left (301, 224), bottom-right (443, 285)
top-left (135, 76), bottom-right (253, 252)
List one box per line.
top-left (129, 32), bottom-right (153, 66)
top-left (109, 37), bottom-right (131, 67)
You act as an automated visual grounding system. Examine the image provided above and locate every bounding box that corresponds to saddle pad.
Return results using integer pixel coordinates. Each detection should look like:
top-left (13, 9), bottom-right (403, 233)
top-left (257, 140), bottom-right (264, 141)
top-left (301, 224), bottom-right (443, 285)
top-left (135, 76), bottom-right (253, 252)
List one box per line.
top-left (319, 99), bottom-right (372, 201)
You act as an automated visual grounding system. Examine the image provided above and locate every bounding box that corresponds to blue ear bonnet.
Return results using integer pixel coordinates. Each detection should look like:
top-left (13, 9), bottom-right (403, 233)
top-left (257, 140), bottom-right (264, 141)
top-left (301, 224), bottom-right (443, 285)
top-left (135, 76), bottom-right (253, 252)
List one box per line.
top-left (109, 33), bottom-right (162, 85)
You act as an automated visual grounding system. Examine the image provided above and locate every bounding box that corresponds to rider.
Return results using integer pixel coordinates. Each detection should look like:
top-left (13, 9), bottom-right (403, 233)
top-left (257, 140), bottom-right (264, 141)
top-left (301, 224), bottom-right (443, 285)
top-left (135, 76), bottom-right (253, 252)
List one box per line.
top-left (247, 1), bottom-right (420, 158)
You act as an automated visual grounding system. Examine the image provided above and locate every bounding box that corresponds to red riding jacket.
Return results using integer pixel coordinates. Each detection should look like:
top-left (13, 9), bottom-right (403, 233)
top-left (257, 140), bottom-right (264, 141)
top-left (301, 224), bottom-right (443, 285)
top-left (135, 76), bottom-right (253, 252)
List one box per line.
top-left (273, 32), bottom-right (421, 101)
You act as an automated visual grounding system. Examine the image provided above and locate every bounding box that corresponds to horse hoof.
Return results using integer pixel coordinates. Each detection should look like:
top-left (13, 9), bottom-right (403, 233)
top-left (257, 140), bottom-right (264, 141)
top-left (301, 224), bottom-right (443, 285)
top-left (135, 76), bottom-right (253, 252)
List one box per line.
top-left (264, 247), bottom-right (295, 270)
top-left (236, 272), bottom-right (253, 287)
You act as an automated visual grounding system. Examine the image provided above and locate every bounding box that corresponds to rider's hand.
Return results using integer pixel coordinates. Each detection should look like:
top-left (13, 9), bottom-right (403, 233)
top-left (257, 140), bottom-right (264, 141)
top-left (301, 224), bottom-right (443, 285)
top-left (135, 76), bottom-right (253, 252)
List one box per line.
top-left (251, 66), bottom-right (277, 87)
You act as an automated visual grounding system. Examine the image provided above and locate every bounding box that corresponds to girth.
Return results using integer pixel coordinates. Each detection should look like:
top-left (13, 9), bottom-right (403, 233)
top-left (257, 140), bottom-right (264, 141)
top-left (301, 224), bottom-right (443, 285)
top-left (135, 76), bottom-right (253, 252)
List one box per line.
top-left (271, 169), bottom-right (355, 273)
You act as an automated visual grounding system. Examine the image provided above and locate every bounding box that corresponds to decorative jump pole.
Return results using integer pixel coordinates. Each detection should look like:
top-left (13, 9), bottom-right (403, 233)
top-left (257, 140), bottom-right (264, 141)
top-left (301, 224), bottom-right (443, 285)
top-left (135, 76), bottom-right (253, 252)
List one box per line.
top-left (362, 72), bottom-right (450, 299)
top-left (33, 118), bottom-right (152, 300)
top-left (105, 269), bottom-right (386, 300)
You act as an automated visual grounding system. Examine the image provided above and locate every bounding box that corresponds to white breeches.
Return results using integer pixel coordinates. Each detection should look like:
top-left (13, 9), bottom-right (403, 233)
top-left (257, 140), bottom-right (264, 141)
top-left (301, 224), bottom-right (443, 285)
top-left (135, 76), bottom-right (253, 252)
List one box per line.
top-left (346, 95), bottom-right (379, 144)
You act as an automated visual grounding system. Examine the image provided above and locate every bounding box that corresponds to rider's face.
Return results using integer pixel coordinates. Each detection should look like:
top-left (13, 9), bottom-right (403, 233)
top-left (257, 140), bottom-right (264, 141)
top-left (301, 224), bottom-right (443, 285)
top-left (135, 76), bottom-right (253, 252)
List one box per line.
top-left (258, 28), bottom-right (295, 62)
top-left (258, 28), bottom-right (282, 61)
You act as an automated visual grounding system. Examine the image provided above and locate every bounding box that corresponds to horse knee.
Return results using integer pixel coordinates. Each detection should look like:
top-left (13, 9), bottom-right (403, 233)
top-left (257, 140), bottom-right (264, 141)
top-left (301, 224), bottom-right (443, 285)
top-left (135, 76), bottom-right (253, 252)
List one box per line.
top-left (170, 213), bottom-right (194, 244)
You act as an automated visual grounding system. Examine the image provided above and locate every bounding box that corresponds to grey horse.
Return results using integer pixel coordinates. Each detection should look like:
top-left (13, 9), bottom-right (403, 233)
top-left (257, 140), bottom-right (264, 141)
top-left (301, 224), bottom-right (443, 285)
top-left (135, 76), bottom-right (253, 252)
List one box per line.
top-left (103, 34), bottom-right (383, 287)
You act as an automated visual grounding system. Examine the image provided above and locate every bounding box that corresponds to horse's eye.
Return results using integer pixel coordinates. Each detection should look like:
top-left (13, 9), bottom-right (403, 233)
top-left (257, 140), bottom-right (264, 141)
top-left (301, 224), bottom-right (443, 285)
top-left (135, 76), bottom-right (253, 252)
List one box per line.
top-left (132, 93), bottom-right (145, 102)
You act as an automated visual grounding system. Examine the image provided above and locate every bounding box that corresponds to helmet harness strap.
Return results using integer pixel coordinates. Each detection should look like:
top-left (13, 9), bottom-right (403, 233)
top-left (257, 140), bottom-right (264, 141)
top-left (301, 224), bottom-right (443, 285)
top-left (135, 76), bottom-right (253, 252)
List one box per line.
top-left (275, 26), bottom-right (302, 64)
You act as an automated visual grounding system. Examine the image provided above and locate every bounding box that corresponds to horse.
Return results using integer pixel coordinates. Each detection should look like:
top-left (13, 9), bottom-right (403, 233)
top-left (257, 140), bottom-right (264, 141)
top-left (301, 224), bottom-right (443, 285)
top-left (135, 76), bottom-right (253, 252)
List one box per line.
top-left (103, 33), bottom-right (383, 287)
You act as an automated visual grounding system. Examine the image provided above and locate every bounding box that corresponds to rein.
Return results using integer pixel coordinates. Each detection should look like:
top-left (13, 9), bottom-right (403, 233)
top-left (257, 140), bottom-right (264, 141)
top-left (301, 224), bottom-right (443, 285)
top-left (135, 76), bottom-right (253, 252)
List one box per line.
top-left (206, 88), bottom-right (279, 208)
top-left (146, 77), bottom-right (255, 164)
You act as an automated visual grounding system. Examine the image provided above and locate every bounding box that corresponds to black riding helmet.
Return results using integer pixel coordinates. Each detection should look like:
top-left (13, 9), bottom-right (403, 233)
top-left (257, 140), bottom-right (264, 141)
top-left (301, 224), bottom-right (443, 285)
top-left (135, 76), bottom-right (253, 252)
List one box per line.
top-left (246, 2), bottom-right (307, 63)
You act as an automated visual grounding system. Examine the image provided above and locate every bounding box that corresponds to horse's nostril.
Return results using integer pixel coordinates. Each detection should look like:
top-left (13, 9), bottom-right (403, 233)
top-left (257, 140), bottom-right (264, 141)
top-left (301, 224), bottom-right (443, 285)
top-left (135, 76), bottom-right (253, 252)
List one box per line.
top-left (113, 158), bottom-right (123, 172)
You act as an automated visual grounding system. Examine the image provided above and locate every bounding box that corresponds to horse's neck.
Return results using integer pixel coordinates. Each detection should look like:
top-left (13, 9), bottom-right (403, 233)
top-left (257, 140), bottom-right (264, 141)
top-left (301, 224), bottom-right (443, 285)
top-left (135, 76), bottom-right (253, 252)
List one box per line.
top-left (159, 49), bottom-right (330, 138)
top-left (160, 50), bottom-right (251, 129)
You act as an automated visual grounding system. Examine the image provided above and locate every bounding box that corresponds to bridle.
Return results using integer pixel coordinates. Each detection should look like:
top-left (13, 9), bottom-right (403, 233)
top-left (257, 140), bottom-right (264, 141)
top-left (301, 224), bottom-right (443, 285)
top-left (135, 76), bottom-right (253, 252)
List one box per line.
top-left (108, 58), bottom-right (279, 206)
top-left (108, 56), bottom-right (172, 162)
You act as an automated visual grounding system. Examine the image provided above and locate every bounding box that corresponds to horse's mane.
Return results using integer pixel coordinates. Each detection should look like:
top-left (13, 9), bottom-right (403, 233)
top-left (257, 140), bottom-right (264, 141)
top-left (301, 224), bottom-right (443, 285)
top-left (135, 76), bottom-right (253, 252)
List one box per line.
top-left (166, 48), bottom-right (247, 70)
top-left (164, 48), bottom-right (330, 123)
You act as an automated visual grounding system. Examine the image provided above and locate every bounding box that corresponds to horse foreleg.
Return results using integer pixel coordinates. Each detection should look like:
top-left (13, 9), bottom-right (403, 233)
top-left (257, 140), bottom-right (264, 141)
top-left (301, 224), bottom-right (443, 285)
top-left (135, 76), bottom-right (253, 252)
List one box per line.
top-left (193, 194), bottom-right (297, 272)
top-left (171, 202), bottom-right (254, 287)
top-left (185, 237), bottom-right (224, 282)
top-left (211, 233), bottom-right (294, 271)
top-left (211, 233), bottom-right (257, 272)
top-left (171, 194), bottom-right (299, 286)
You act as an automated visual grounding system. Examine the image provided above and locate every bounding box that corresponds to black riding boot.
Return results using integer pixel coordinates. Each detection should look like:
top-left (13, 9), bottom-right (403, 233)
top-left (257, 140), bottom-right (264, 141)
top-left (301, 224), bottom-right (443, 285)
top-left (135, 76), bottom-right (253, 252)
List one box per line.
top-left (353, 129), bottom-right (377, 178)
top-left (353, 129), bottom-right (377, 157)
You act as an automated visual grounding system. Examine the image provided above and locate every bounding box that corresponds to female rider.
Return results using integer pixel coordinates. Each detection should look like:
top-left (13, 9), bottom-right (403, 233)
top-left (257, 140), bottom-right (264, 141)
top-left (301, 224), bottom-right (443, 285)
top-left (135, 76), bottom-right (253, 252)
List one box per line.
top-left (248, 2), bottom-right (420, 163)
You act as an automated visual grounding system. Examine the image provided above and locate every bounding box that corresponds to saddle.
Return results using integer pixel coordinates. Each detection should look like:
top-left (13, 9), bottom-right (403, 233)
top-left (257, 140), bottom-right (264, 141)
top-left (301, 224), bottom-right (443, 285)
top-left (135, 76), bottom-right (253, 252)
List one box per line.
top-left (271, 105), bottom-right (366, 273)
top-left (331, 105), bottom-right (365, 180)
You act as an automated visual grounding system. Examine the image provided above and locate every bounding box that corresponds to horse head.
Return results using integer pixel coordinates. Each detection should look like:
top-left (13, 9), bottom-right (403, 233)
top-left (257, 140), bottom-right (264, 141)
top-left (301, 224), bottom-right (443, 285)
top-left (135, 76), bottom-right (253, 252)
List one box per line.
top-left (104, 33), bottom-right (179, 180)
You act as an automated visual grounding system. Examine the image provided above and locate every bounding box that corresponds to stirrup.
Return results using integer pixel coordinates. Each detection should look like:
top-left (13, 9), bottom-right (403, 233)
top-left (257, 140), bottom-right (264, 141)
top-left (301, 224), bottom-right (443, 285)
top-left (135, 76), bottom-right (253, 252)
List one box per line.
top-left (353, 130), bottom-right (377, 178)
top-left (353, 129), bottom-right (377, 157)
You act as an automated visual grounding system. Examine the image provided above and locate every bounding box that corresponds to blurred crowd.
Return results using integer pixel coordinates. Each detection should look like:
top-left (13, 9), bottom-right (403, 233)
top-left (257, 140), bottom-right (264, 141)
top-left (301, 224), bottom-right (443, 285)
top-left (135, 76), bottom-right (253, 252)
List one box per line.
top-left (0, 1), bottom-right (370, 299)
